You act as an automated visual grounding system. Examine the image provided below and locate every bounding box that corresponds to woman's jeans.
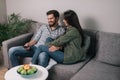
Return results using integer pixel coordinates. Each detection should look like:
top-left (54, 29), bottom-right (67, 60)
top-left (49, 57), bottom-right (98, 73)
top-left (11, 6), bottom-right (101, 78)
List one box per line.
top-left (31, 45), bottom-right (64, 67)
top-left (9, 46), bottom-right (37, 67)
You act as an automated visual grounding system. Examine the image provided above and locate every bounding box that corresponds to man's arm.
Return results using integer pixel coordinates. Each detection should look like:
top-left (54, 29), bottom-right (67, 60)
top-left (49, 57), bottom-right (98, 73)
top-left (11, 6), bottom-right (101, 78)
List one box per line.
top-left (24, 40), bottom-right (37, 50)
top-left (25, 40), bottom-right (37, 46)
top-left (25, 25), bottom-right (45, 47)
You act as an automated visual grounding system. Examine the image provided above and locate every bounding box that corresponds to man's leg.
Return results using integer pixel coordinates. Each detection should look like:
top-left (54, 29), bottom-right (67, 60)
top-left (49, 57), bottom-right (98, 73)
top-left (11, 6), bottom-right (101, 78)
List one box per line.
top-left (39, 49), bottom-right (64, 68)
top-left (45, 37), bottom-right (53, 43)
top-left (31, 45), bottom-right (47, 64)
top-left (31, 45), bottom-right (64, 66)
top-left (46, 38), bottom-right (64, 63)
top-left (49, 50), bottom-right (64, 63)
top-left (9, 46), bottom-right (36, 67)
top-left (38, 52), bottom-right (49, 67)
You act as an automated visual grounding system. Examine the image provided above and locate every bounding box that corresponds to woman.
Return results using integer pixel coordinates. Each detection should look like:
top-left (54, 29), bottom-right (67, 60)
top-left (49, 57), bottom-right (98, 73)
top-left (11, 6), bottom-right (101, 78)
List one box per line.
top-left (31, 10), bottom-right (86, 67)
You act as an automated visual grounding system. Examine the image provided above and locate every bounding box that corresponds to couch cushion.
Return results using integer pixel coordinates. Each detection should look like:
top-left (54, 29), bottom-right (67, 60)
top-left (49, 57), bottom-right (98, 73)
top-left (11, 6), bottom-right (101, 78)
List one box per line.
top-left (47, 61), bottom-right (87, 80)
top-left (96, 31), bottom-right (120, 66)
top-left (71, 60), bottom-right (120, 80)
top-left (47, 53), bottom-right (95, 80)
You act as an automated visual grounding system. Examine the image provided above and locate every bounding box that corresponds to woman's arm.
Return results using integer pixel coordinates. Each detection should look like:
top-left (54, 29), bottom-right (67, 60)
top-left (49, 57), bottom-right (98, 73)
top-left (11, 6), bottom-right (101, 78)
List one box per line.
top-left (48, 27), bottom-right (80, 46)
top-left (49, 45), bottom-right (61, 52)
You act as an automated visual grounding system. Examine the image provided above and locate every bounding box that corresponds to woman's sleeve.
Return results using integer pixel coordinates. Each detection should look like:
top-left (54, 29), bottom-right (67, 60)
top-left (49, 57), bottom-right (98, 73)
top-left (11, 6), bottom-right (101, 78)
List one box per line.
top-left (48, 28), bottom-right (79, 46)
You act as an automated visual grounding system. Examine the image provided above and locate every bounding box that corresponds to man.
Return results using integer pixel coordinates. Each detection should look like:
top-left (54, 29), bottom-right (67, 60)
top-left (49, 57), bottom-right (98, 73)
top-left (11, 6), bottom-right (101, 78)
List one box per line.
top-left (9, 10), bottom-right (65, 67)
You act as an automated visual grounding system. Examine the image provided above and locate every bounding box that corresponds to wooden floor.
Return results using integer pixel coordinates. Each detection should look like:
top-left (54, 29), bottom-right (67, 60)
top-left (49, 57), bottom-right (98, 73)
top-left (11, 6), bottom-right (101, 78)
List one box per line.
top-left (0, 47), bottom-right (8, 80)
top-left (0, 66), bottom-right (8, 80)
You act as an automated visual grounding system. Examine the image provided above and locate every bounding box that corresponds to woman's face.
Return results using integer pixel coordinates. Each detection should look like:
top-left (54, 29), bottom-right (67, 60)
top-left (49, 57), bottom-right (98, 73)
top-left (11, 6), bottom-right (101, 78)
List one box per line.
top-left (63, 19), bottom-right (68, 26)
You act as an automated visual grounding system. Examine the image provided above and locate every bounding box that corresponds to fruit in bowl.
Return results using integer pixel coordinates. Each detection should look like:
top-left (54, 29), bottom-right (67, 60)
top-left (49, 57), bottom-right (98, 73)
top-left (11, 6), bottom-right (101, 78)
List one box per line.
top-left (17, 64), bottom-right (37, 75)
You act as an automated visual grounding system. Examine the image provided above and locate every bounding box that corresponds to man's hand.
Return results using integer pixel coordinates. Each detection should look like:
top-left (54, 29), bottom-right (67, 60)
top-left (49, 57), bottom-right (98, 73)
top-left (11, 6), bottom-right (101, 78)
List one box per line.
top-left (24, 43), bottom-right (29, 47)
top-left (24, 43), bottom-right (30, 50)
top-left (49, 46), bottom-right (60, 52)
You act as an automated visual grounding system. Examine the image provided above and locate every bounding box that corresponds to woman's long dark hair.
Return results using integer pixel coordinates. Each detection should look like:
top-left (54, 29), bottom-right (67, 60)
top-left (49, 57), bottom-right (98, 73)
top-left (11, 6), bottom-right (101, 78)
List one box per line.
top-left (63, 10), bottom-right (84, 47)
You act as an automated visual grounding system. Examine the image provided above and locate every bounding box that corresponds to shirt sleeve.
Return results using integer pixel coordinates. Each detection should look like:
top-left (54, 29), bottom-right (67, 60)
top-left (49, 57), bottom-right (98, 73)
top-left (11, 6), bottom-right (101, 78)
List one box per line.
top-left (32, 25), bottom-right (45, 41)
top-left (48, 28), bottom-right (80, 46)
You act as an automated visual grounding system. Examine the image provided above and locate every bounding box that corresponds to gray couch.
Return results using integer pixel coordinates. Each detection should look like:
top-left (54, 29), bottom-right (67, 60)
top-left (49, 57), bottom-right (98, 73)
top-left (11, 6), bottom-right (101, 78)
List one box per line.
top-left (2, 22), bottom-right (120, 80)
top-left (47, 31), bottom-right (120, 80)
top-left (70, 31), bottom-right (120, 80)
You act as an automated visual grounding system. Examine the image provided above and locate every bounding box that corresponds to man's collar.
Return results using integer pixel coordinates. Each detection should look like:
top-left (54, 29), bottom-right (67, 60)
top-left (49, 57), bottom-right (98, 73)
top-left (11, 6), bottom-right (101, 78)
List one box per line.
top-left (49, 25), bottom-right (60, 31)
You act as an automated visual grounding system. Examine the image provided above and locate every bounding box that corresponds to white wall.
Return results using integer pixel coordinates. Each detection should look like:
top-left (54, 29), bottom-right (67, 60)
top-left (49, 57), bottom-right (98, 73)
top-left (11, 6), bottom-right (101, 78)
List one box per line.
top-left (6, 0), bottom-right (120, 33)
top-left (0, 0), bottom-right (7, 23)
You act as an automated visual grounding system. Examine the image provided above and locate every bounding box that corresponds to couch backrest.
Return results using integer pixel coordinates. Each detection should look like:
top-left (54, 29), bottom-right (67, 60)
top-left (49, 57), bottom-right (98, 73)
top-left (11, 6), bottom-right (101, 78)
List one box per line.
top-left (95, 31), bottom-right (120, 66)
top-left (28, 22), bottom-right (44, 33)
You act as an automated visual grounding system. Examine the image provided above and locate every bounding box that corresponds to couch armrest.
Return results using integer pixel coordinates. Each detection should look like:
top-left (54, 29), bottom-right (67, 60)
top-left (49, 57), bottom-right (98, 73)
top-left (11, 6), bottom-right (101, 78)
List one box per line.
top-left (2, 32), bottom-right (33, 68)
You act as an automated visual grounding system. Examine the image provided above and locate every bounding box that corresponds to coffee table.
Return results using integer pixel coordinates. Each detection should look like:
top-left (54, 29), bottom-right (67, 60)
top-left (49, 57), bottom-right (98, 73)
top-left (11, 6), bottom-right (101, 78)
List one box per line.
top-left (4, 64), bottom-right (48, 80)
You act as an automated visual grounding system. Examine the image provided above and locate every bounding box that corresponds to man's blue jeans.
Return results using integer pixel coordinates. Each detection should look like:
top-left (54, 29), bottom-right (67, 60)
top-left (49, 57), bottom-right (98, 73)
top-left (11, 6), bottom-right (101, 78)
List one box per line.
top-left (31, 45), bottom-right (64, 67)
top-left (9, 46), bottom-right (37, 67)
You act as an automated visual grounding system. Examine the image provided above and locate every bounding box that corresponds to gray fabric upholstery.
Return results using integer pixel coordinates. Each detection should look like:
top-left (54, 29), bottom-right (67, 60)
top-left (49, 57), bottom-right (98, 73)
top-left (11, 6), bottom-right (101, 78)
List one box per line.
top-left (29, 22), bottom-right (43, 33)
top-left (71, 60), bottom-right (120, 80)
top-left (96, 32), bottom-right (120, 66)
top-left (71, 31), bottom-right (120, 80)
top-left (47, 61), bottom-right (88, 80)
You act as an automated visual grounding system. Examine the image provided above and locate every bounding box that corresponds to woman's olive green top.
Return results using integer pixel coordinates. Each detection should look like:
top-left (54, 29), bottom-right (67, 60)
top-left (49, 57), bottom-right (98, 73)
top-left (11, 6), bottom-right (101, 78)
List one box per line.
top-left (48, 26), bottom-right (86, 64)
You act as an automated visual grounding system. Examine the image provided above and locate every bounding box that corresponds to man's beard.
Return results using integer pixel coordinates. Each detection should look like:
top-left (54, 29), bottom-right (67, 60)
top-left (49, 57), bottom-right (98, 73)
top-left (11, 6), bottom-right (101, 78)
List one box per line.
top-left (49, 21), bottom-right (57, 27)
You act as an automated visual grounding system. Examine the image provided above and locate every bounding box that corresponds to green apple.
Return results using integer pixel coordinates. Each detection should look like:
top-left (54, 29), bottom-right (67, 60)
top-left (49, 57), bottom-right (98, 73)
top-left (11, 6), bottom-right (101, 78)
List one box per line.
top-left (17, 67), bottom-right (24, 73)
top-left (20, 70), bottom-right (27, 75)
top-left (27, 69), bottom-right (34, 75)
top-left (31, 66), bottom-right (37, 72)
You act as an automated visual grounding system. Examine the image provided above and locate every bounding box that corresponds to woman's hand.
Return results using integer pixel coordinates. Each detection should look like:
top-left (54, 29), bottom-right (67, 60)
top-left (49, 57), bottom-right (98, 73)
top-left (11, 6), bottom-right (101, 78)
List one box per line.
top-left (49, 46), bottom-right (60, 52)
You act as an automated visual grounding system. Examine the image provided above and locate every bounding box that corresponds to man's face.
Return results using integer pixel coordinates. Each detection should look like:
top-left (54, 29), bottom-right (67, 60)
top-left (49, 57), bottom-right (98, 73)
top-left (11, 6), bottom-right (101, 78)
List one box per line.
top-left (47, 14), bottom-right (58, 27)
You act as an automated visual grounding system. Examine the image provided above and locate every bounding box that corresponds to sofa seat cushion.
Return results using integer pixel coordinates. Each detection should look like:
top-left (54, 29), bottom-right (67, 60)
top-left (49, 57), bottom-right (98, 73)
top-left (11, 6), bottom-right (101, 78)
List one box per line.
top-left (47, 60), bottom-right (89, 80)
top-left (71, 60), bottom-right (120, 80)
top-left (96, 32), bottom-right (120, 66)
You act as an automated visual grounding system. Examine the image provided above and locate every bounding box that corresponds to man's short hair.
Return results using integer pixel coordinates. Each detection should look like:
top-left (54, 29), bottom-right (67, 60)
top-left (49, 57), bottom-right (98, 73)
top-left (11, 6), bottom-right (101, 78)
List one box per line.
top-left (46, 10), bottom-right (59, 18)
